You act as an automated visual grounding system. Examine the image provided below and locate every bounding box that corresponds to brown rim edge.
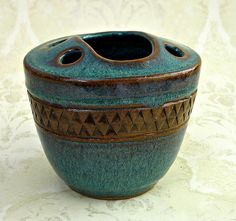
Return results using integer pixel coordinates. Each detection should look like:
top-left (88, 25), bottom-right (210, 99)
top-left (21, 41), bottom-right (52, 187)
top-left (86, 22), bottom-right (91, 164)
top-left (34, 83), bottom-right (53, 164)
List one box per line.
top-left (24, 60), bottom-right (200, 86)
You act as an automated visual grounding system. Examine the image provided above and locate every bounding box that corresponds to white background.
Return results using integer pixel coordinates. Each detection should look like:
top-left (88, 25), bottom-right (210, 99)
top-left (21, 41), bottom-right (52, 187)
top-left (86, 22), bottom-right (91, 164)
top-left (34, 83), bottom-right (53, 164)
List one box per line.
top-left (0, 0), bottom-right (236, 220)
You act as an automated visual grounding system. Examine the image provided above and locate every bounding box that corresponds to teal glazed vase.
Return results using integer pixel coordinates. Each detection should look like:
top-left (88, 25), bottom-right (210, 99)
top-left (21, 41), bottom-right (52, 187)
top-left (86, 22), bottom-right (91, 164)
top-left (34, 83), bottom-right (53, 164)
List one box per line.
top-left (24, 31), bottom-right (201, 199)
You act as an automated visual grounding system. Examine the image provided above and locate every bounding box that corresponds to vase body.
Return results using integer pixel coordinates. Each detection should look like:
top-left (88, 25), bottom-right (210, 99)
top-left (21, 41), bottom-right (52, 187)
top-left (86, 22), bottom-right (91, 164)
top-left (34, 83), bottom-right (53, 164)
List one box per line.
top-left (24, 31), bottom-right (201, 199)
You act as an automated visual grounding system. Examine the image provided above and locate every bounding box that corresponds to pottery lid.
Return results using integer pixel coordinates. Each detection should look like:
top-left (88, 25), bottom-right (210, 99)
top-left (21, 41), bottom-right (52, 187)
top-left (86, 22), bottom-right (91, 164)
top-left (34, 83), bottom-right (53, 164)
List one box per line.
top-left (24, 31), bottom-right (200, 81)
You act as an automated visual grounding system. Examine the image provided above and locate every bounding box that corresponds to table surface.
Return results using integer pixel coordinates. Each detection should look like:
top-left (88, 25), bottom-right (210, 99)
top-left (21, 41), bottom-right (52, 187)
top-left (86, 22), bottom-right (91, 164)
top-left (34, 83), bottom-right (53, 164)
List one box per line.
top-left (0, 0), bottom-right (236, 220)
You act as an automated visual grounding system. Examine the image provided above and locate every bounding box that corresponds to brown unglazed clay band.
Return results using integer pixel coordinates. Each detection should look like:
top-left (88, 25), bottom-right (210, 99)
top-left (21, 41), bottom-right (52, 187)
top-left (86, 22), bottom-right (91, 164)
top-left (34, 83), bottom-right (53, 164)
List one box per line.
top-left (29, 91), bottom-right (197, 143)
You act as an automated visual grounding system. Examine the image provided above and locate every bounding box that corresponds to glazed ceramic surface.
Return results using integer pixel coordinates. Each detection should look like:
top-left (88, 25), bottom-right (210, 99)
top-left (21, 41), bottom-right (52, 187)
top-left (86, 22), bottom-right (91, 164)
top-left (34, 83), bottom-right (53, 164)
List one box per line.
top-left (24, 31), bottom-right (201, 199)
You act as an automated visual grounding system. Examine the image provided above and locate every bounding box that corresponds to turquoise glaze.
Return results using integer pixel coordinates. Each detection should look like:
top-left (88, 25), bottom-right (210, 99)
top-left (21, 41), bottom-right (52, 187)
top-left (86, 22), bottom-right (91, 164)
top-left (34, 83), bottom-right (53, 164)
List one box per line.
top-left (24, 31), bottom-right (201, 199)
top-left (25, 32), bottom-right (200, 79)
top-left (37, 125), bottom-right (187, 198)
top-left (24, 31), bottom-right (201, 107)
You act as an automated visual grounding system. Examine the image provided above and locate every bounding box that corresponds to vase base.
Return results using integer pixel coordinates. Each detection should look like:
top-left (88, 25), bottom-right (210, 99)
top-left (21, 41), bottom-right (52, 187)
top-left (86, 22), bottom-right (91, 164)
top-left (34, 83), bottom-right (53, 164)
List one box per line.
top-left (69, 184), bottom-right (156, 200)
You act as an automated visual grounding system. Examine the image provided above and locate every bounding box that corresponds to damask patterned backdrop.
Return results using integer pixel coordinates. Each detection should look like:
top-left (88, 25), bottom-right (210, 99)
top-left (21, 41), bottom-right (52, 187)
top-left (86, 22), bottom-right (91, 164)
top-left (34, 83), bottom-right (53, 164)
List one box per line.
top-left (0, 0), bottom-right (236, 220)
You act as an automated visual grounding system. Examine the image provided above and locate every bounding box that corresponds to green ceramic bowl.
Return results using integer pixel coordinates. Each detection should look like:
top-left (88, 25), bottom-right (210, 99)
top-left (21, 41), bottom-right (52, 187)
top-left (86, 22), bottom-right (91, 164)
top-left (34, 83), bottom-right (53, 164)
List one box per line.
top-left (24, 31), bottom-right (201, 199)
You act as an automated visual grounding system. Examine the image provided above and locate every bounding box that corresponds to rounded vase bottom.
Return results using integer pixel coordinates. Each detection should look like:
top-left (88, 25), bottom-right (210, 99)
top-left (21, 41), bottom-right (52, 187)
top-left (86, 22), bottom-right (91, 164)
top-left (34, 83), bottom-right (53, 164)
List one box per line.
top-left (36, 124), bottom-right (187, 200)
top-left (69, 183), bottom-right (156, 200)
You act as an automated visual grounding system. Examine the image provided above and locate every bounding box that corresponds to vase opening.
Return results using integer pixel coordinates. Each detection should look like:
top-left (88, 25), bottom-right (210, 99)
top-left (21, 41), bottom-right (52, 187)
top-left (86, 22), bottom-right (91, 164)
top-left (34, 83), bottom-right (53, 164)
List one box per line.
top-left (83, 32), bottom-right (153, 61)
top-left (164, 43), bottom-right (185, 57)
top-left (60, 49), bottom-right (83, 65)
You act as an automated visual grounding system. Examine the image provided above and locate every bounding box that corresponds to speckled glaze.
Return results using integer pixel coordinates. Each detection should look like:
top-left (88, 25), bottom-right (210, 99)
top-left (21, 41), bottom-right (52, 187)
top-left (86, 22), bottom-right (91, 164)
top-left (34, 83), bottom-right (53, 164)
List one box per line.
top-left (24, 31), bottom-right (201, 199)
top-left (37, 125), bottom-right (187, 199)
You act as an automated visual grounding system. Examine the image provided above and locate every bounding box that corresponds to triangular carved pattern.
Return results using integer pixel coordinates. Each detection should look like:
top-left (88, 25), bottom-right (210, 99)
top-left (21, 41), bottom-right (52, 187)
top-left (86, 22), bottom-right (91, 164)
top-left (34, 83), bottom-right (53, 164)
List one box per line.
top-left (29, 92), bottom-right (196, 139)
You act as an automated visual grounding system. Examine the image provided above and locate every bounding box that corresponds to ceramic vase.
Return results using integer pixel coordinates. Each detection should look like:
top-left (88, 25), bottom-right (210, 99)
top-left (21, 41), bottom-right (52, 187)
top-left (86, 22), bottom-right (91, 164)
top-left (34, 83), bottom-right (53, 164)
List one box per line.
top-left (24, 31), bottom-right (201, 199)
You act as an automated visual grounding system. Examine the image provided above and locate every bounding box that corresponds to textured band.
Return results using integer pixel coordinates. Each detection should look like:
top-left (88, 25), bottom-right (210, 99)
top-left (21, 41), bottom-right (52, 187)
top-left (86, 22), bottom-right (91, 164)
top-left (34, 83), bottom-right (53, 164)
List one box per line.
top-left (29, 91), bottom-right (196, 142)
